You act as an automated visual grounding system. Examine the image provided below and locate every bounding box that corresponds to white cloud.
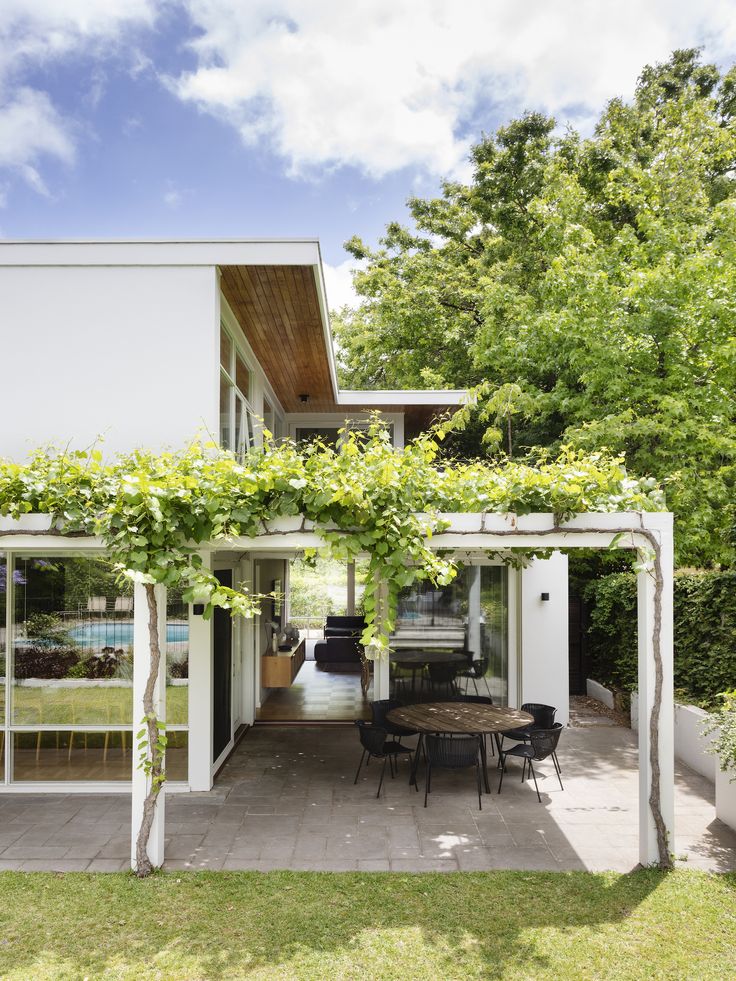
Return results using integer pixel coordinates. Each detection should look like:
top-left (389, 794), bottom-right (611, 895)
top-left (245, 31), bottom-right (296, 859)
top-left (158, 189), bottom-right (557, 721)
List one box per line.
top-left (0, 1), bottom-right (159, 195)
top-left (170, 0), bottom-right (736, 180)
top-left (163, 181), bottom-right (182, 208)
top-left (323, 258), bottom-right (362, 310)
top-left (0, 88), bottom-right (75, 192)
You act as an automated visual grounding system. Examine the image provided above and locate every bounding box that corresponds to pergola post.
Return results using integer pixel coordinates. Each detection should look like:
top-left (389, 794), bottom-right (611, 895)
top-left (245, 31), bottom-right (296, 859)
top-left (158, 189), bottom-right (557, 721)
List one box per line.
top-left (188, 552), bottom-right (214, 791)
top-left (371, 575), bottom-right (391, 700)
top-left (131, 581), bottom-right (167, 871)
top-left (637, 514), bottom-right (675, 866)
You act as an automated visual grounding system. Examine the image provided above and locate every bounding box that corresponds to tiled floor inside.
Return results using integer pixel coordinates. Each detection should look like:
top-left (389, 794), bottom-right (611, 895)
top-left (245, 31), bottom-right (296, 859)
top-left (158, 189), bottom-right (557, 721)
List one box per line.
top-left (0, 704), bottom-right (734, 873)
top-left (255, 660), bottom-right (371, 722)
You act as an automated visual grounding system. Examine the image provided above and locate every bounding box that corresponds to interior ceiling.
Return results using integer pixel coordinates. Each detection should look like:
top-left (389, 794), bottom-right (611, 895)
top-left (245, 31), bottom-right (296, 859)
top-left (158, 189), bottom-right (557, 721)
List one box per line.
top-left (219, 264), bottom-right (455, 430)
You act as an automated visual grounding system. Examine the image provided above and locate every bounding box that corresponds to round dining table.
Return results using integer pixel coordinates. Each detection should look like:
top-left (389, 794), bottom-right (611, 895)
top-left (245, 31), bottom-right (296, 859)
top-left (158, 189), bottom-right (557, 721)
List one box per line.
top-left (385, 701), bottom-right (534, 793)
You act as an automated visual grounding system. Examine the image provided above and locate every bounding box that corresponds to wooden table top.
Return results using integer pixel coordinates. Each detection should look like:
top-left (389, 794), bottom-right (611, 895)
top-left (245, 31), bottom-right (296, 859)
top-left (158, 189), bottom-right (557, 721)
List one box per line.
top-left (386, 702), bottom-right (534, 734)
top-left (389, 650), bottom-right (468, 666)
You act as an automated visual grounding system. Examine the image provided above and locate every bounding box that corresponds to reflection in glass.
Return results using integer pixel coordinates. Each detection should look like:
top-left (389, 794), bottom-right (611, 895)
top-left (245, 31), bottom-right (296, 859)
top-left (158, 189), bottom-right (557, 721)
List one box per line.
top-left (220, 326), bottom-right (232, 372)
top-left (13, 730), bottom-right (132, 781)
top-left (235, 353), bottom-right (250, 399)
top-left (166, 731), bottom-right (188, 782)
top-left (220, 372), bottom-right (232, 448)
top-left (0, 552), bottom-right (6, 728)
top-left (167, 588), bottom-right (189, 726)
top-left (12, 555), bottom-right (134, 726)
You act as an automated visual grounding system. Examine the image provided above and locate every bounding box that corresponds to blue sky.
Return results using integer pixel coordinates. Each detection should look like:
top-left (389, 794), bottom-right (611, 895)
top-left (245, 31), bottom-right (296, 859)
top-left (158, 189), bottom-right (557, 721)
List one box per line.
top-left (2, 1), bottom-right (735, 307)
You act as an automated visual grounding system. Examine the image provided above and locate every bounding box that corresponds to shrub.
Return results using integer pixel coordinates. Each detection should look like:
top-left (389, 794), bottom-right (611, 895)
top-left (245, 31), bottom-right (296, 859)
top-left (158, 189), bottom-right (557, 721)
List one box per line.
top-left (585, 570), bottom-right (736, 708)
top-left (14, 646), bottom-right (79, 679)
top-left (702, 689), bottom-right (736, 776)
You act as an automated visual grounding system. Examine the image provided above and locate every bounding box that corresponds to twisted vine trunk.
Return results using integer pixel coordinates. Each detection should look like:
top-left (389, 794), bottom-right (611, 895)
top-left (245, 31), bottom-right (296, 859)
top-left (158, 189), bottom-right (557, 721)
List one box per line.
top-left (134, 583), bottom-right (165, 877)
top-left (647, 534), bottom-right (672, 869)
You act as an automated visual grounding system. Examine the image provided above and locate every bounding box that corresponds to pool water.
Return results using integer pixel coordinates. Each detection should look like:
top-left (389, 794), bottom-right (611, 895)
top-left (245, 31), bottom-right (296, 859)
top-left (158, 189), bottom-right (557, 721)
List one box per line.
top-left (68, 622), bottom-right (189, 647)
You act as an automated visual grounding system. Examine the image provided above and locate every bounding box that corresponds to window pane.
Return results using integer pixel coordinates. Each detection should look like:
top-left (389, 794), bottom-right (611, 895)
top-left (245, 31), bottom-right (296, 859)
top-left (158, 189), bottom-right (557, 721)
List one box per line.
top-left (294, 427), bottom-right (339, 448)
top-left (0, 552), bottom-right (6, 728)
top-left (13, 730), bottom-right (132, 781)
top-left (12, 556), bottom-right (134, 726)
top-left (220, 372), bottom-right (232, 448)
top-left (235, 397), bottom-right (254, 456)
top-left (480, 566), bottom-right (508, 706)
top-left (263, 399), bottom-right (274, 437)
top-left (220, 326), bottom-right (232, 372)
top-left (166, 731), bottom-right (188, 782)
top-left (167, 589), bottom-right (188, 726)
top-left (235, 353), bottom-right (250, 399)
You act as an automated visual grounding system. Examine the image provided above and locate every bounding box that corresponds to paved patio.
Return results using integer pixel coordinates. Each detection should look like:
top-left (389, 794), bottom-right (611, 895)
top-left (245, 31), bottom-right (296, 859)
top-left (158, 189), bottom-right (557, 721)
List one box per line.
top-left (0, 708), bottom-right (734, 873)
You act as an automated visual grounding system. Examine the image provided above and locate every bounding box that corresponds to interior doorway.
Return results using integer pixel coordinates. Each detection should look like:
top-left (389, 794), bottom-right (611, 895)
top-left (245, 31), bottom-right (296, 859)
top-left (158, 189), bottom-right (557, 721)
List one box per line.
top-left (212, 569), bottom-right (233, 762)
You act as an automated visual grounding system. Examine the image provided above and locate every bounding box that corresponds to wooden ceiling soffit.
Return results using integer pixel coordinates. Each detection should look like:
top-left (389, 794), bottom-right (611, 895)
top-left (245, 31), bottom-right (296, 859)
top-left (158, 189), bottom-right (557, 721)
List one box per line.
top-left (219, 264), bottom-right (336, 412)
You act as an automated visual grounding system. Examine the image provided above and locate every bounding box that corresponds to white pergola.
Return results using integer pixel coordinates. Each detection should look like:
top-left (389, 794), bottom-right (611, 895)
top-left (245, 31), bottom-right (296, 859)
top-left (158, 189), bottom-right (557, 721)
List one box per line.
top-left (0, 509), bottom-right (674, 870)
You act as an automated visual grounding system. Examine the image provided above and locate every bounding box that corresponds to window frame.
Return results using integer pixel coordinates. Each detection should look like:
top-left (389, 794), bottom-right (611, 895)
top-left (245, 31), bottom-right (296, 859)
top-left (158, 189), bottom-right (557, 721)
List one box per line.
top-left (219, 324), bottom-right (258, 456)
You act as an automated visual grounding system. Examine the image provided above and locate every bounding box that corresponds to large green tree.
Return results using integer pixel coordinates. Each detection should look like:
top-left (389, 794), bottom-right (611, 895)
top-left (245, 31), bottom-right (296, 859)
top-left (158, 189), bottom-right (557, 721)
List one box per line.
top-left (334, 50), bottom-right (736, 567)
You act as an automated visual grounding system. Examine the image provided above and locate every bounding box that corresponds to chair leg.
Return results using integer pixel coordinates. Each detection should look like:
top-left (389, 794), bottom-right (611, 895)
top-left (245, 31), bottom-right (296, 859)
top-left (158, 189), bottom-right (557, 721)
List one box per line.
top-left (497, 755), bottom-right (505, 794)
top-left (377, 756), bottom-right (388, 798)
top-left (424, 762), bottom-right (432, 807)
top-left (354, 748), bottom-right (366, 785)
top-left (471, 676), bottom-right (478, 696)
top-left (553, 755), bottom-right (564, 791)
top-left (529, 760), bottom-right (541, 803)
top-left (553, 750), bottom-right (562, 774)
top-left (388, 752), bottom-right (395, 779)
top-left (483, 676), bottom-right (492, 700)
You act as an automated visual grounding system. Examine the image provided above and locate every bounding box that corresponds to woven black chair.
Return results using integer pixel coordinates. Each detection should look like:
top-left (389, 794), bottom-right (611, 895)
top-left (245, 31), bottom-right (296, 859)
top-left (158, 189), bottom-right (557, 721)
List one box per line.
top-left (497, 724), bottom-right (564, 803)
top-left (426, 662), bottom-right (459, 697)
top-left (370, 699), bottom-right (418, 740)
top-left (353, 720), bottom-right (414, 797)
top-left (457, 656), bottom-right (492, 698)
top-left (445, 694), bottom-right (495, 755)
top-left (499, 703), bottom-right (559, 772)
top-left (424, 733), bottom-right (483, 810)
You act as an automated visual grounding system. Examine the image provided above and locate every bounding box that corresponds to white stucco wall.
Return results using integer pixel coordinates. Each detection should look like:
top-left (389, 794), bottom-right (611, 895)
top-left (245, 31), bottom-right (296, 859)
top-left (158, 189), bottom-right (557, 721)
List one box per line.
top-left (519, 553), bottom-right (569, 725)
top-left (0, 265), bottom-right (219, 459)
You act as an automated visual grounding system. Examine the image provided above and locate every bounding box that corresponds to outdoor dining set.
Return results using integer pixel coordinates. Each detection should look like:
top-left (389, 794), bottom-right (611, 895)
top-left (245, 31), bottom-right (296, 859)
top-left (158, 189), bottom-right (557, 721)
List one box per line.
top-left (353, 648), bottom-right (564, 808)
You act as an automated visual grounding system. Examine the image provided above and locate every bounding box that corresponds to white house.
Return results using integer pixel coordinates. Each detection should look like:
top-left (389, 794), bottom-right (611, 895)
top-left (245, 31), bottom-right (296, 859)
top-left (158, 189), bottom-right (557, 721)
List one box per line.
top-left (0, 239), bottom-right (673, 869)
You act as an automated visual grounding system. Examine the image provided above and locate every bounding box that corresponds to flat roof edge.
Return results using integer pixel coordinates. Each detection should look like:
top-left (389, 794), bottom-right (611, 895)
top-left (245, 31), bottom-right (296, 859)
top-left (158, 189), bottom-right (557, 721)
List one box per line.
top-left (337, 389), bottom-right (467, 406)
top-left (0, 239), bottom-right (322, 267)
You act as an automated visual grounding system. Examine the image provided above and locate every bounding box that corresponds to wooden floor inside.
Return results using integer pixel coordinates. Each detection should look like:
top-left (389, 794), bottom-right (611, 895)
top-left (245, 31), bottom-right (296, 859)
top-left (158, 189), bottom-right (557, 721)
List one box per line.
top-left (256, 660), bottom-right (371, 722)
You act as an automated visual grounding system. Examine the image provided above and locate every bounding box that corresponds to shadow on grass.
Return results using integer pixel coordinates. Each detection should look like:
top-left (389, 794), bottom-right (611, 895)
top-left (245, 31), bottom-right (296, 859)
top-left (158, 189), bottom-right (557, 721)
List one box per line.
top-left (1, 869), bottom-right (734, 979)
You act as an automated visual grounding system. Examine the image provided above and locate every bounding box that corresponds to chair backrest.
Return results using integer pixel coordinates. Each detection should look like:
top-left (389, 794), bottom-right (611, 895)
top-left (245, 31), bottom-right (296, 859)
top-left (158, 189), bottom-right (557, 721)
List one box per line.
top-left (354, 720), bottom-right (387, 756)
top-left (471, 656), bottom-right (489, 677)
top-left (425, 733), bottom-right (480, 768)
top-left (521, 703), bottom-right (556, 729)
top-left (370, 699), bottom-right (403, 728)
top-left (530, 724), bottom-right (563, 761)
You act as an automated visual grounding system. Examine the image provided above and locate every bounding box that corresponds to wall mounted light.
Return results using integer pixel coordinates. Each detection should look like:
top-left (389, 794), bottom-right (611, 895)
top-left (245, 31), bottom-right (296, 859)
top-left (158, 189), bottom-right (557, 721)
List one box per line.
top-left (299, 393), bottom-right (310, 404)
top-left (193, 603), bottom-right (205, 615)
top-left (540, 592), bottom-right (550, 602)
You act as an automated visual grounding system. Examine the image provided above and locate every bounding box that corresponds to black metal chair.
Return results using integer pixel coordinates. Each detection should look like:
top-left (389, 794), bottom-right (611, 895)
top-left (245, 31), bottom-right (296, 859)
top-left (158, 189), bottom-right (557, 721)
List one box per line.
top-left (497, 724), bottom-right (564, 803)
top-left (353, 720), bottom-right (414, 797)
top-left (457, 656), bottom-right (492, 698)
top-left (424, 733), bottom-right (483, 810)
top-left (445, 694), bottom-right (496, 756)
top-left (370, 699), bottom-right (418, 741)
top-left (499, 703), bottom-right (560, 772)
top-left (426, 662), bottom-right (459, 697)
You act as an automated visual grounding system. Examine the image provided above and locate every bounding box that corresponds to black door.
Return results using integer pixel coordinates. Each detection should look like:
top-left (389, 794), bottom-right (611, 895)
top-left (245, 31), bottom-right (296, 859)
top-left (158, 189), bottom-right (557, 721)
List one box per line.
top-left (212, 570), bottom-right (232, 763)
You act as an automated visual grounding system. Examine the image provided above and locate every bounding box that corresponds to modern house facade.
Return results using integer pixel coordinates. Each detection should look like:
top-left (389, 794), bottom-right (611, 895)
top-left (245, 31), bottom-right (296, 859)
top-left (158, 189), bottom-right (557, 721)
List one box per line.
top-left (0, 239), bottom-right (673, 870)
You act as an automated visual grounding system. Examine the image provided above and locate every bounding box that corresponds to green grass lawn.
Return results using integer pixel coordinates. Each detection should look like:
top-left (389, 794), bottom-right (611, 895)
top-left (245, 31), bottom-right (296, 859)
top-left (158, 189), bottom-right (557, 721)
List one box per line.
top-left (6, 684), bottom-right (188, 726)
top-left (0, 870), bottom-right (734, 980)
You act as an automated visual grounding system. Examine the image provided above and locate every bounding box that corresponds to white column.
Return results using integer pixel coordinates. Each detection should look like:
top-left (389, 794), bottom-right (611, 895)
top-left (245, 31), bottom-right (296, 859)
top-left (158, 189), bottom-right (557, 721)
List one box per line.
top-left (370, 575), bottom-right (390, 700)
top-left (519, 554), bottom-right (569, 724)
top-left (131, 581), bottom-right (167, 871)
top-left (637, 515), bottom-right (675, 866)
top-left (188, 552), bottom-right (214, 791)
top-left (346, 562), bottom-right (356, 616)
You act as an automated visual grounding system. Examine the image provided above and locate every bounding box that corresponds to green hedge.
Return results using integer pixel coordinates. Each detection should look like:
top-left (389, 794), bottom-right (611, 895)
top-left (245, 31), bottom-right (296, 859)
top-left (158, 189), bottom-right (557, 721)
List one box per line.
top-left (585, 570), bottom-right (736, 708)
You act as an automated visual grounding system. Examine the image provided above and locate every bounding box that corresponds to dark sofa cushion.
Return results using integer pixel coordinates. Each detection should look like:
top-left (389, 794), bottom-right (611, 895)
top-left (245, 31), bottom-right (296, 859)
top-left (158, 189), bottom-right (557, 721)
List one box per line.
top-left (324, 615), bottom-right (365, 639)
top-left (314, 636), bottom-right (362, 664)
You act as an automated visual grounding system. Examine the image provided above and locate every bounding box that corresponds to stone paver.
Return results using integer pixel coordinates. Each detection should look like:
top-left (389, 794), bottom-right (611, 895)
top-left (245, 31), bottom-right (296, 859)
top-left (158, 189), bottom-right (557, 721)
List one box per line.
top-left (0, 710), bottom-right (734, 872)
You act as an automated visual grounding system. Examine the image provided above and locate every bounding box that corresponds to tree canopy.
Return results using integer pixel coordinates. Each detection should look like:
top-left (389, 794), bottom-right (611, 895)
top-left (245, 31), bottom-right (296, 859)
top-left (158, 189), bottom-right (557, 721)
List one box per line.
top-left (334, 50), bottom-right (736, 567)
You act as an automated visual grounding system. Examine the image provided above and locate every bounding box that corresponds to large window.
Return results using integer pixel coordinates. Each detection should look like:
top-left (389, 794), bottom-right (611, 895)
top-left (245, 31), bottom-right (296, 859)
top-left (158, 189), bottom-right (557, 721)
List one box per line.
top-left (393, 564), bottom-right (509, 705)
top-left (1, 553), bottom-right (189, 785)
top-left (220, 325), bottom-right (257, 456)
